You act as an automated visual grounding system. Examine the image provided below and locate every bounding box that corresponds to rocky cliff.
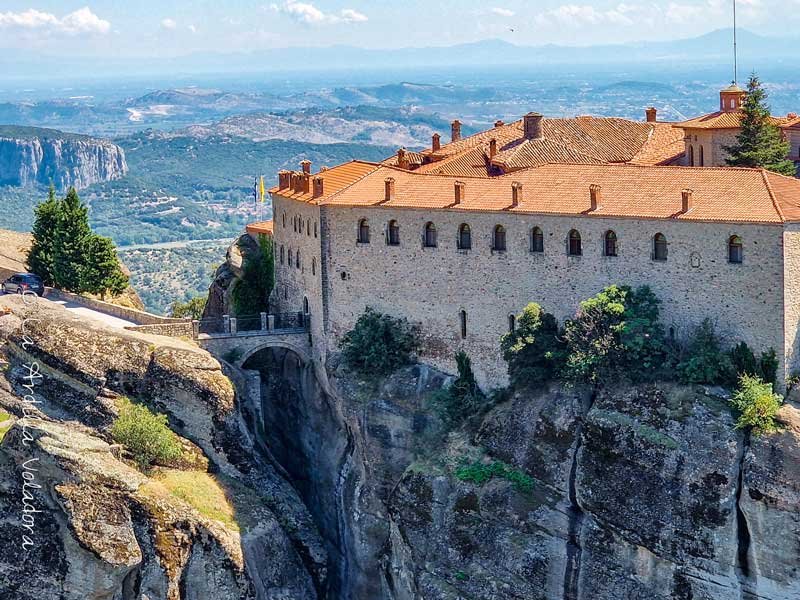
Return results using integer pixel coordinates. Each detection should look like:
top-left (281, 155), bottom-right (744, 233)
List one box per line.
top-left (0, 126), bottom-right (127, 189)
top-left (2, 292), bottom-right (798, 599)
top-left (203, 232), bottom-right (263, 319)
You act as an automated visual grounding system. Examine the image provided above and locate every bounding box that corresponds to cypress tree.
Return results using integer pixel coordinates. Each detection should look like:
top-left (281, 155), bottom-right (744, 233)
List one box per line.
top-left (52, 188), bottom-right (91, 291)
top-left (27, 184), bottom-right (61, 285)
top-left (81, 234), bottom-right (129, 299)
top-left (725, 74), bottom-right (796, 176)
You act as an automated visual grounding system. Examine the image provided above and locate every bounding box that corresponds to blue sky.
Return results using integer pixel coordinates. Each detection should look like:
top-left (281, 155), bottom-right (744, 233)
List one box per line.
top-left (0, 1), bottom-right (795, 56)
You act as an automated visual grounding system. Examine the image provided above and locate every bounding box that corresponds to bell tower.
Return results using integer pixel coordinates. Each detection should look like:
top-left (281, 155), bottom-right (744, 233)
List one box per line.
top-left (719, 84), bottom-right (746, 112)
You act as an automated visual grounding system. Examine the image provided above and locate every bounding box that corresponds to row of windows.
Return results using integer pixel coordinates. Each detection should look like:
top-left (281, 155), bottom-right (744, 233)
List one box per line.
top-left (355, 219), bottom-right (745, 263)
top-left (282, 211), bottom-right (318, 238)
top-left (279, 246), bottom-right (317, 275)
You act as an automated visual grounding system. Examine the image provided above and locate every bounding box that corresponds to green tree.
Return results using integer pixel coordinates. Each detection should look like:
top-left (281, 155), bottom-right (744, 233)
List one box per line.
top-left (52, 188), bottom-right (91, 291)
top-left (724, 74), bottom-right (795, 176)
top-left (80, 234), bottom-right (129, 299)
top-left (340, 307), bottom-right (418, 375)
top-left (730, 374), bottom-right (782, 436)
top-left (500, 303), bottom-right (565, 387)
top-left (27, 184), bottom-right (61, 285)
top-left (677, 319), bottom-right (733, 385)
top-left (170, 296), bottom-right (207, 320)
top-left (231, 234), bottom-right (275, 315)
top-left (431, 351), bottom-right (487, 425)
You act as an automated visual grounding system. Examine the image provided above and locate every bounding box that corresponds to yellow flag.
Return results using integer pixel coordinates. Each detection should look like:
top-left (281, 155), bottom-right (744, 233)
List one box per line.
top-left (259, 176), bottom-right (265, 203)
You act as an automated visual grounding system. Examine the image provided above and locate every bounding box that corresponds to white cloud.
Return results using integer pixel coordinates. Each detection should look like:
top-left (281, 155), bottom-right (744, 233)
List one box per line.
top-left (270, 2), bottom-right (368, 25)
top-left (491, 8), bottom-right (515, 17)
top-left (535, 4), bottom-right (640, 27)
top-left (161, 18), bottom-right (177, 30)
top-left (188, 24), bottom-right (197, 33)
top-left (0, 6), bottom-right (110, 35)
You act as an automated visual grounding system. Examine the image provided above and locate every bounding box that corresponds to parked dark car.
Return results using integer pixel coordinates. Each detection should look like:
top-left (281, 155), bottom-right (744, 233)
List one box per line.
top-left (2, 273), bottom-right (45, 296)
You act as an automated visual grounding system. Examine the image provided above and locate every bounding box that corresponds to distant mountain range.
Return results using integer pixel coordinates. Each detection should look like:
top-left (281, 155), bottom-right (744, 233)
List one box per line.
top-left (2, 29), bottom-right (797, 81)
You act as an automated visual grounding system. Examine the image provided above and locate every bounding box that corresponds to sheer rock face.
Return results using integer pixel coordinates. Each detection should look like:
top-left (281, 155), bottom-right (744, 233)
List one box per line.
top-left (0, 130), bottom-right (127, 189)
top-left (0, 295), bottom-right (323, 600)
top-left (203, 233), bottom-right (260, 319)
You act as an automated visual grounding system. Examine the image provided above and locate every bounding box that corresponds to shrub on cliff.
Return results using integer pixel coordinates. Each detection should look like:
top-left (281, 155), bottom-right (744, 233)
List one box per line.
top-left (111, 398), bottom-right (182, 470)
top-left (431, 351), bottom-right (486, 424)
top-left (729, 342), bottom-right (779, 387)
top-left (730, 374), bottom-right (783, 436)
top-left (501, 303), bottom-right (565, 387)
top-left (677, 320), bottom-right (733, 385)
top-left (563, 285), bottom-right (667, 384)
top-left (340, 307), bottom-right (418, 375)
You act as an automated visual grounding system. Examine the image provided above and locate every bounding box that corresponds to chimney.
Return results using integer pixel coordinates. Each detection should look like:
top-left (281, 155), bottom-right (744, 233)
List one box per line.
top-left (681, 188), bottom-right (693, 213)
top-left (511, 181), bottom-right (523, 208)
top-left (301, 173), bottom-right (311, 194)
top-left (290, 172), bottom-right (301, 192)
top-left (397, 147), bottom-right (409, 170)
top-left (278, 170), bottom-right (291, 190)
top-left (384, 177), bottom-right (395, 203)
top-left (432, 133), bottom-right (441, 152)
top-left (523, 112), bottom-right (543, 140)
top-left (589, 184), bottom-right (601, 211)
top-left (645, 107), bottom-right (657, 123)
top-left (454, 181), bottom-right (465, 205)
top-left (312, 176), bottom-right (324, 198)
top-left (494, 120), bottom-right (504, 128)
top-left (300, 159), bottom-right (311, 174)
top-left (451, 119), bottom-right (462, 142)
top-left (489, 138), bottom-right (498, 159)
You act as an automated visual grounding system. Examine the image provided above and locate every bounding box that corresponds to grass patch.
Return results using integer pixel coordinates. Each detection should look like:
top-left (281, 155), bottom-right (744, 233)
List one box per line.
top-left (592, 409), bottom-right (679, 449)
top-left (0, 410), bottom-right (12, 443)
top-left (455, 459), bottom-right (533, 493)
top-left (153, 468), bottom-right (239, 531)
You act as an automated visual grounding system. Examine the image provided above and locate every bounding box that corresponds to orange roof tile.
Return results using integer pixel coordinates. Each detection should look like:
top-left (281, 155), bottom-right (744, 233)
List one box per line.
top-left (676, 110), bottom-right (790, 130)
top-left (246, 220), bottom-right (274, 235)
top-left (270, 160), bottom-right (379, 204)
top-left (764, 172), bottom-right (800, 220)
top-left (491, 137), bottom-right (604, 170)
top-left (415, 146), bottom-right (493, 177)
top-left (319, 162), bottom-right (797, 224)
top-left (630, 123), bottom-right (686, 165)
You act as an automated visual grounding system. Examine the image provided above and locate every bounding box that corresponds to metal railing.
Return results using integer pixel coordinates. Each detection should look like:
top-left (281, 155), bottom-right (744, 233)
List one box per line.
top-left (197, 312), bottom-right (310, 336)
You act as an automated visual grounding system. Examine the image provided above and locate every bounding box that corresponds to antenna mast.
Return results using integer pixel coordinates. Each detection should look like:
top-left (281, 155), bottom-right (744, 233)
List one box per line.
top-left (732, 0), bottom-right (738, 84)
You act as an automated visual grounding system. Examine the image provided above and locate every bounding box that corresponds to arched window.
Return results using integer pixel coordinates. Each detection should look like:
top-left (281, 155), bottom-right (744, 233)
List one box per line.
top-left (508, 314), bottom-right (515, 333)
top-left (307, 220), bottom-right (311, 236)
top-left (293, 216), bottom-right (297, 233)
top-left (296, 249), bottom-right (301, 269)
top-left (530, 226), bottom-right (544, 253)
top-left (314, 222), bottom-right (318, 238)
top-left (303, 296), bottom-right (309, 314)
top-left (568, 229), bottom-right (582, 256)
top-left (312, 257), bottom-right (316, 275)
top-left (493, 225), bottom-right (507, 252)
top-left (387, 220), bottom-right (400, 246)
top-left (604, 230), bottom-right (618, 257)
top-left (282, 212), bottom-right (286, 228)
top-left (458, 223), bottom-right (471, 250)
top-left (688, 145), bottom-right (694, 166)
top-left (653, 233), bottom-right (668, 261)
top-left (357, 218), bottom-right (370, 243)
top-left (424, 222), bottom-right (437, 248)
top-left (459, 310), bottom-right (467, 339)
top-left (728, 235), bottom-right (743, 264)
top-left (288, 248), bottom-right (293, 266)
top-left (699, 145), bottom-right (705, 167)
top-left (280, 245), bottom-right (285, 265)
top-left (284, 286), bottom-right (288, 300)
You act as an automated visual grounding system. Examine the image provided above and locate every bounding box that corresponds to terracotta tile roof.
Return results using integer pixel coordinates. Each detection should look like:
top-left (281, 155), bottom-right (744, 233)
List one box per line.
top-left (269, 160), bottom-right (379, 204)
top-left (383, 150), bottom-right (426, 167)
top-left (676, 110), bottom-right (790, 130)
top-left (319, 162), bottom-right (797, 224)
top-left (491, 137), bottom-right (604, 170)
top-left (414, 146), bottom-right (493, 177)
top-left (246, 220), bottom-right (274, 235)
top-left (782, 116), bottom-right (800, 130)
top-left (414, 116), bottom-right (682, 174)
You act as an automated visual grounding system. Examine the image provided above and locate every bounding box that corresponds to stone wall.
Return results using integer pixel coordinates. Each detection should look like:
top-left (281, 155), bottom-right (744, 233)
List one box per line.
top-left (684, 128), bottom-right (740, 167)
top-left (271, 195), bottom-right (326, 365)
top-left (45, 288), bottom-right (190, 326)
top-left (320, 205), bottom-right (786, 387)
top-left (124, 322), bottom-right (195, 338)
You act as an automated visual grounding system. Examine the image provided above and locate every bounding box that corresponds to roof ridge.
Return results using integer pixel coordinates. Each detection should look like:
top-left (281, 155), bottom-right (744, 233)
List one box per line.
top-left (761, 169), bottom-right (786, 222)
top-left (315, 163), bottom-right (382, 205)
